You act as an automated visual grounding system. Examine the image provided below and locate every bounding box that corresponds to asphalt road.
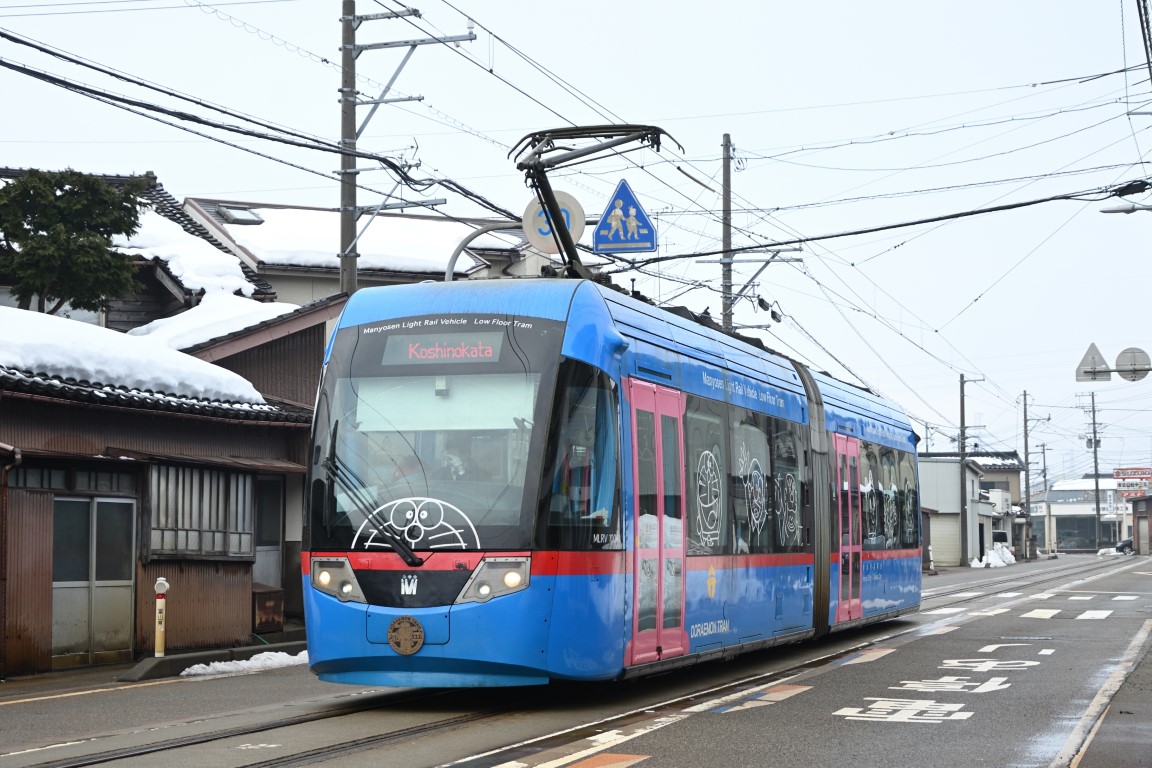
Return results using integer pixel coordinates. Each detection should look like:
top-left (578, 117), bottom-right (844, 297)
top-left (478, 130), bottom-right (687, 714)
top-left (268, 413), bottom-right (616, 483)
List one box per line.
top-left (0, 554), bottom-right (1147, 768)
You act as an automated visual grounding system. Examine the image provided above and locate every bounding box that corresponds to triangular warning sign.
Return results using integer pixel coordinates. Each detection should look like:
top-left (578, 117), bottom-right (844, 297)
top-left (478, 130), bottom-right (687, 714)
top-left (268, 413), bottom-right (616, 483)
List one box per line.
top-left (1076, 343), bottom-right (1111, 382)
top-left (593, 180), bottom-right (658, 254)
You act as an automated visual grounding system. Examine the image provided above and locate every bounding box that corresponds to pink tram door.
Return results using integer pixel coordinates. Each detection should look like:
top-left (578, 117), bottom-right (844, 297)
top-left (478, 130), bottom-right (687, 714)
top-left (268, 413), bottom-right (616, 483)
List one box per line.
top-left (627, 379), bottom-right (688, 665)
top-left (834, 434), bottom-right (863, 623)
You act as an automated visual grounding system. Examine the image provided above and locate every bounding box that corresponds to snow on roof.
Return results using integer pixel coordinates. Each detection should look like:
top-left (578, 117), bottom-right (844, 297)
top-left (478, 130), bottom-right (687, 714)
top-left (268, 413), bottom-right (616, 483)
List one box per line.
top-left (0, 306), bottom-right (264, 403)
top-left (221, 207), bottom-right (517, 272)
top-left (127, 291), bottom-right (300, 350)
top-left (114, 210), bottom-right (256, 296)
top-left (1049, 477), bottom-right (1124, 491)
top-left (968, 455), bottom-right (1024, 470)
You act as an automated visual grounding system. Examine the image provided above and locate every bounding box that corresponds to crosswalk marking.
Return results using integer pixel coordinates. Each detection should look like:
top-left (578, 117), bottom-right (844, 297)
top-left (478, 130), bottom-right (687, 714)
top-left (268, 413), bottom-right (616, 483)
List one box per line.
top-left (1076, 610), bottom-right (1112, 620)
top-left (707, 684), bottom-right (811, 713)
top-left (838, 649), bottom-right (896, 666)
top-left (1022, 609), bottom-right (1061, 619)
top-left (924, 594), bottom-right (1141, 622)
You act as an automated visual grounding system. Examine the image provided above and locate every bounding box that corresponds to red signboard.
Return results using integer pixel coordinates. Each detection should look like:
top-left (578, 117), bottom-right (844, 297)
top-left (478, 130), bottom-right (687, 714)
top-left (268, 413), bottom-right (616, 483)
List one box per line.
top-left (1113, 467), bottom-right (1152, 479)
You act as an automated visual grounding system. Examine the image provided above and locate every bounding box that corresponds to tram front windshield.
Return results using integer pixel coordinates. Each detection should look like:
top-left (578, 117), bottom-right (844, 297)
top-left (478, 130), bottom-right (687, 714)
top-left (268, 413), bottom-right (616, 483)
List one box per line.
top-left (307, 315), bottom-right (562, 553)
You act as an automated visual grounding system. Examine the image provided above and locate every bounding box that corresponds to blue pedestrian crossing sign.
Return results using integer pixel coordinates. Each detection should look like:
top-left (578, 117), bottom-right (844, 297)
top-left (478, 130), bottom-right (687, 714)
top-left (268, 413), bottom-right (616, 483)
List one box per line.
top-left (593, 180), bottom-right (657, 254)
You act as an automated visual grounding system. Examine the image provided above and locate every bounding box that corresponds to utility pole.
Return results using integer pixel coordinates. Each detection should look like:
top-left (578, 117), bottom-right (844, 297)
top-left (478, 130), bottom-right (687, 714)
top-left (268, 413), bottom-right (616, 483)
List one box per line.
top-left (958, 374), bottom-right (985, 564)
top-left (339, 0), bottom-right (358, 295)
top-left (721, 133), bottom-right (733, 331)
top-left (1022, 391), bottom-right (1032, 558)
top-left (960, 374), bottom-right (968, 565)
top-left (338, 3), bottom-right (471, 295)
top-left (1021, 391), bottom-right (1050, 560)
top-left (1038, 442), bottom-right (1053, 554)
top-left (1090, 391), bottom-right (1102, 548)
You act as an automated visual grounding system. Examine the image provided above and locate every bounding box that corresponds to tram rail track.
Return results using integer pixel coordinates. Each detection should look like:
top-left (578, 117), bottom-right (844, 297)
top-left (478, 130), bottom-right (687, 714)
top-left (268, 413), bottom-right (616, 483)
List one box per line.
top-left (14, 556), bottom-right (1143, 768)
top-left (921, 554), bottom-right (1138, 608)
top-left (15, 687), bottom-right (518, 768)
top-left (13, 634), bottom-right (897, 768)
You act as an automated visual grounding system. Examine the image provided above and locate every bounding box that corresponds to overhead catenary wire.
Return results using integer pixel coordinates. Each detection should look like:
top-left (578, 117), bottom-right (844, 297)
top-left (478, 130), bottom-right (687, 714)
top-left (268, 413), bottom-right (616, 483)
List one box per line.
top-left (5, 3), bottom-right (1148, 465)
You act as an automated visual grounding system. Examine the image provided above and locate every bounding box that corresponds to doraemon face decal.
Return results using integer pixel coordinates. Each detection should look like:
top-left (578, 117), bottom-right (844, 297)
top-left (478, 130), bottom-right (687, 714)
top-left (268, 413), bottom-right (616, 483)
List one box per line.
top-left (776, 472), bottom-right (799, 545)
top-left (353, 497), bottom-right (481, 551)
top-left (695, 449), bottom-right (722, 547)
top-left (738, 443), bottom-right (768, 535)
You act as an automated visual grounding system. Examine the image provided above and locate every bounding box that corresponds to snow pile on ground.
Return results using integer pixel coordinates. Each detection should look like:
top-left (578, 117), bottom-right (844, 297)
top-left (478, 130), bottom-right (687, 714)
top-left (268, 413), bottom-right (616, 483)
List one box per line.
top-left (180, 650), bottom-right (308, 677)
top-left (970, 543), bottom-right (1017, 568)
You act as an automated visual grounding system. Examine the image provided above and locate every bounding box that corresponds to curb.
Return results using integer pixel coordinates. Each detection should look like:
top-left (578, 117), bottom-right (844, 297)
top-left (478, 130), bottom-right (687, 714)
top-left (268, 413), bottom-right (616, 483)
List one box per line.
top-left (119, 641), bottom-right (307, 682)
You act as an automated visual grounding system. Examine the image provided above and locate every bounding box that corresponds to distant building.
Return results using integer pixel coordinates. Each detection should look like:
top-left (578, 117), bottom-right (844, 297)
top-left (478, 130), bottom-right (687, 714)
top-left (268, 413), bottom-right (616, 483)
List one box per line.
top-left (1031, 474), bottom-right (1130, 552)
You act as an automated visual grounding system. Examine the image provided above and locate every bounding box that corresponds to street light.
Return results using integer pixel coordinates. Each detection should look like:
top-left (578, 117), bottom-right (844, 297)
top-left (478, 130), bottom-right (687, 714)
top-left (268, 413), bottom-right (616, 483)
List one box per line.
top-left (1100, 202), bottom-right (1152, 213)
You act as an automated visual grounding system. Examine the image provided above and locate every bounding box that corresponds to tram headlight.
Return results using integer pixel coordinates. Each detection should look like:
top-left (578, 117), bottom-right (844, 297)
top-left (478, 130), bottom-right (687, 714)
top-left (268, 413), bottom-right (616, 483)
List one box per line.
top-left (455, 557), bottom-right (530, 604)
top-left (311, 557), bottom-right (367, 604)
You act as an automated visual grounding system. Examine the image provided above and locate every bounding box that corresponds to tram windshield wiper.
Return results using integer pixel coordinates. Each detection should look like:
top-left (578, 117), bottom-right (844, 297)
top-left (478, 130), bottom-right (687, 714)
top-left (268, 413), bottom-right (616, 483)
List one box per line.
top-left (323, 421), bottom-right (425, 567)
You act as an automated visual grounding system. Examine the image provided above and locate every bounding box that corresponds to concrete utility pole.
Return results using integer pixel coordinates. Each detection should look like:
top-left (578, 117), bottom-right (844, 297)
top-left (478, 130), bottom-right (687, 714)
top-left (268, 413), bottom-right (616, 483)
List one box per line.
top-left (1090, 391), bottom-right (1102, 548)
top-left (721, 133), bottom-right (733, 331)
top-left (1038, 442), bottom-right (1054, 554)
top-left (338, 2), bottom-right (472, 294)
top-left (1021, 391), bottom-right (1050, 559)
top-left (958, 375), bottom-right (983, 563)
top-left (340, 0), bottom-right (358, 295)
top-left (960, 374), bottom-right (968, 565)
top-left (1023, 391), bottom-right (1033, 557)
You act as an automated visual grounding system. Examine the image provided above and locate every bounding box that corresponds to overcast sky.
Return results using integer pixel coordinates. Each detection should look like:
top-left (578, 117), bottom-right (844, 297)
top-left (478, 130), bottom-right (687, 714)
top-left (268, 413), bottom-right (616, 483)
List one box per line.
top-left (4, 1), bottom-right (1152, 487)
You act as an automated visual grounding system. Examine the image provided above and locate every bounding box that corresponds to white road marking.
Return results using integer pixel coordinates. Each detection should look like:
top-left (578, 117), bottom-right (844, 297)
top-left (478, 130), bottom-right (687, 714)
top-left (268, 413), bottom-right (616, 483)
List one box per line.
top-left (1075, 611), bottom-right (1112, 620)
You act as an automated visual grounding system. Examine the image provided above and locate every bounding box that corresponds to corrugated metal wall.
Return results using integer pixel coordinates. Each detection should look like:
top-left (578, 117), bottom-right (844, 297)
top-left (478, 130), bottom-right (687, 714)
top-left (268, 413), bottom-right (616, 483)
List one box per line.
top-left (3, 489), bottom-right (53, 677)
top-left (136, 560), bottom-right (252, 652)
top-left (214, 328), bottom-right (325, 406)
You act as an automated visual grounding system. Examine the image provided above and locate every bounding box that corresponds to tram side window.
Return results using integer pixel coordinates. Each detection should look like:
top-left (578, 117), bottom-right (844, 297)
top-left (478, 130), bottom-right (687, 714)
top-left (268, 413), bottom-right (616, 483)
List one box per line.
top-left (730, 409), bottom-right (772, 554)
top-left (771, 420), bottom-right (804, 551)
top-left (859, 443), bottom-right (884, 551)
top-left (535, 359), bottom-right (622, 551)
top-left (897, 452), bottom-right (920, 548)
top-left (877, 448), bottom-right (901, 548)
top-left (685, 395), bottom-right (727, 556)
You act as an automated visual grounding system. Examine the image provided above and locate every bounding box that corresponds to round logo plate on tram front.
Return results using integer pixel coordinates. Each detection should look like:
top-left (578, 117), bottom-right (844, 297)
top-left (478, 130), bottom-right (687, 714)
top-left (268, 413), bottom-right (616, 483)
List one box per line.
top-left (387, 616), bottom-right (425, 655)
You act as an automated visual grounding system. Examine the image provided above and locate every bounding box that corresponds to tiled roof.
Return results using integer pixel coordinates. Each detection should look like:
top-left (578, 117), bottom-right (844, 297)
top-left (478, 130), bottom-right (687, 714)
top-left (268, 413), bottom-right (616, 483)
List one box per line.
top-left (0, 364), bottom-right (311, 424)
top-left (920, 451), bottom-right (1025, 471)
top-left (180, 292), bottom-right (346, 358)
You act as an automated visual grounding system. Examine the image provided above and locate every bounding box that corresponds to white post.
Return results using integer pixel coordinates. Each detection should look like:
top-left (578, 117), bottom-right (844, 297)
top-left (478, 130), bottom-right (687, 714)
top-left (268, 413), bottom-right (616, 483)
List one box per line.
top-left (154, 577), bottom-right (169, 658)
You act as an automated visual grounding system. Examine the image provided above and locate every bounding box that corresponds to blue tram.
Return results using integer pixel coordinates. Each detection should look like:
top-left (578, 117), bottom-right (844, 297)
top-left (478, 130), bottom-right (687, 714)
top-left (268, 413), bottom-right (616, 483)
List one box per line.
top-left (302, 278), bottom-right (921, 687)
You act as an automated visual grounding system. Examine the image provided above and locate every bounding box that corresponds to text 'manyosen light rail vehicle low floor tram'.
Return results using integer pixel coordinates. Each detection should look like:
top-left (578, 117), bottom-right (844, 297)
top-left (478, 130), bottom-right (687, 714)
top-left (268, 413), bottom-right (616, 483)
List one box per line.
top-left (303, 278), bottom-right (921, 687)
